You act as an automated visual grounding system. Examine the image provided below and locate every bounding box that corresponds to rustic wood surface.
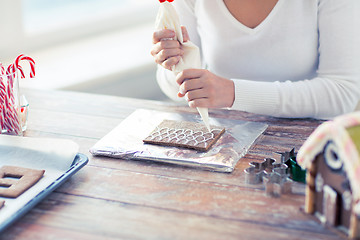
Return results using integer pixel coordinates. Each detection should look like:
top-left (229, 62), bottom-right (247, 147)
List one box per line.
top-left (0, 89), bottom-right (346, 240)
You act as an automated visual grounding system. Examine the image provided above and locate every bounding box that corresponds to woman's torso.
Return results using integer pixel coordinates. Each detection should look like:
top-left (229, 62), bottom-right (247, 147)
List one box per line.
top-left (194, 0), bottom-right (319, 82)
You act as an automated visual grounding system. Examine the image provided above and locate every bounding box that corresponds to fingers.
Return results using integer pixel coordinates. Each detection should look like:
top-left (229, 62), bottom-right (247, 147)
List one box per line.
top-left (151, 40), bottom-right (181, 56)
top-left (151, 29), bottom-right (184, 70)
top-left (176, 69), bottom-right (235, 109)
top-left (176, 69), bottom-right (205, 98)
top-left (151, 27), bottom-right (190, 70)
top-left (178, 78), bottom-right (204, 95)
top-left (162, 56), bottom-right (181, 70)
top-left (176, 69), bottom-right (205, 85)
top-left (181, 26), bottom-right (190, 42)
top-left (152, 47), bottom-right (182, 70)
top-left (188, 98), bottom-right (209, 108)
top-left (155, 48), bottom-right (183, 64)
top-left (150, 41), bottom-right (183, 70)
top-left (177, 72), bottom-right (208, 105)
top-left (185, 88), bottom-right (206, 102)
top-left (182, 87), bottom-right (209, 109)
top-left (152, 29), bottom-right (175, 44)
top-left (153, 27), bottom-right (189, 43)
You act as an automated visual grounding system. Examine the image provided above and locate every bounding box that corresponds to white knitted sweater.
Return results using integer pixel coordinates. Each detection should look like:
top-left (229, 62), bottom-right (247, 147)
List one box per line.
top-left (156, 0), bottom-right (360, 119)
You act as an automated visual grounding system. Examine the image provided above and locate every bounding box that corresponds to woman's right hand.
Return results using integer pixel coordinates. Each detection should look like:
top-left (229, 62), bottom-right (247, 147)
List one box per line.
top-left (150, 27), bottom-right (189, 71)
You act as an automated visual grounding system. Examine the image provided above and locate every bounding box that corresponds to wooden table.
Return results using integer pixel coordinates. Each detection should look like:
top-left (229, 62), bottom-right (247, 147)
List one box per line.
top-left (1, 89), bottom-right (345, 240)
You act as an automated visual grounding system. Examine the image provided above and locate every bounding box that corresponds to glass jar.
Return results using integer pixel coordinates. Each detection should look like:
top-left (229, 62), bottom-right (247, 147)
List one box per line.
top-left (0, 69), bottom-right (28, 135)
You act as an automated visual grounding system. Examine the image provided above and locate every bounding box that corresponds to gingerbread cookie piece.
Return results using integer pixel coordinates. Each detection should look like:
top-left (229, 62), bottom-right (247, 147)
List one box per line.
top-left (143, 120), bottom-right (225, 151)
top-left (0, 166), bottom-right (45, 198)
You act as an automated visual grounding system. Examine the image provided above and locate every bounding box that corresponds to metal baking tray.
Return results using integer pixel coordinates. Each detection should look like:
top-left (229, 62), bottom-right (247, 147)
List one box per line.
top-left (0, 153), bottom-right (88, 233)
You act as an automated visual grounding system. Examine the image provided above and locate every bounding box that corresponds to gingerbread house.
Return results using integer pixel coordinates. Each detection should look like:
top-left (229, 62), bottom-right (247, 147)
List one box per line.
top-left (297, 112), bottom-right (360, 239)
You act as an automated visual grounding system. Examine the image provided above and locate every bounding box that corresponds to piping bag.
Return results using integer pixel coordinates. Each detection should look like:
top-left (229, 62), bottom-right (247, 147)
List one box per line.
top-left (155, 1), bottom-right (211, 132)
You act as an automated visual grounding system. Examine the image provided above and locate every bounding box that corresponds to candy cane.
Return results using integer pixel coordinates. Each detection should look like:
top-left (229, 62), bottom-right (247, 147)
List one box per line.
top-left (3, 81), bottom-right (21, 135)
top-left (159, 0), bottom-right (174, 2)
top-left (14, 54), bottom-right (35, 78)
top-left (0, 62), bottom-right (6, 84)
top-left (0, 63), bottom-right (4, 74)
top-left (6, 64), bottom-right (16, 87)
top-left (3, 62), bottom-right (25, 135)
top-left (0, 54), bottom-right (35, 135)
top-left (6, 64), bottom-right (24, 88)
top-left (6, 72), bottom-right (22, 135)
top-left (0, 63), bottom-right (6, 132)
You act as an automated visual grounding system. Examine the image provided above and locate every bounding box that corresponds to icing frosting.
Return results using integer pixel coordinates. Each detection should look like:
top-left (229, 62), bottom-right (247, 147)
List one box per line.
top-left (298, 111), bottom-right (360, 203)
top-left (148, 126), bottom-right (222, 148)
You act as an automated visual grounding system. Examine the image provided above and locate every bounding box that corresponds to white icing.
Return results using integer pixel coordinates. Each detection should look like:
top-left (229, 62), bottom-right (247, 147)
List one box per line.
top-left (315, 173), bottom-right (324, 193)
top-left (198, 107), bottom-right (211, 132)
top-left (149, 126), bottom-right (221, 147)
top-left (342, 190), bottom-right (352, 211)
top-left (324, 142), bottom-right (343, 171)
top-left (354, 202), bottom-right (360, 216)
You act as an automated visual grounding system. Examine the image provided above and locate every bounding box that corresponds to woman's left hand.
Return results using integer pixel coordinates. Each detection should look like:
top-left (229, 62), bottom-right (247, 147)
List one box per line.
top-left (176, 69), bottom-right (235, 109)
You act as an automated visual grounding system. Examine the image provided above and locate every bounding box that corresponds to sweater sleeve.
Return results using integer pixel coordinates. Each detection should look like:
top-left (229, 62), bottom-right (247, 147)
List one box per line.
top-left (156, 0), bottom-right (200, 102)
top-left (231, 0), bottom-right (360, 119)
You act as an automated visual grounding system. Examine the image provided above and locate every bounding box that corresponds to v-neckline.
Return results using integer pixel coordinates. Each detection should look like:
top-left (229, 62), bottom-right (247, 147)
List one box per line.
top-left (218, 0), bottom-right (283, 34)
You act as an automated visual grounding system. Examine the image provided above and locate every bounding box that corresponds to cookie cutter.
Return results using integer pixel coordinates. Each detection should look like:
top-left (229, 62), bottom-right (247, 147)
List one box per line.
top-left (263, 172), bottom-right (292, 197)
top-left (244, 157), bottom-right (292, 197)
top-left (244, 158), bottom-right (289, 184)
top-left (273, 148), bottom-right (306, 183)
top-left (273, 148), bottom-right (297, 163)
top-left (244, 158), bottom-right (275, 184)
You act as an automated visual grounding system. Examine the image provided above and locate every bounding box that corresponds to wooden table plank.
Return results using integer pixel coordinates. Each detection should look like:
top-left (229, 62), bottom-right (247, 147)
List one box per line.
top-left (53, 165), bottom-right (307, 223)
top-left (1, 89), bottom-right (343, 239)
top-left (2, 193), bottom-right (341, 240)
top-left (23, 126), bottom-right (302, 192)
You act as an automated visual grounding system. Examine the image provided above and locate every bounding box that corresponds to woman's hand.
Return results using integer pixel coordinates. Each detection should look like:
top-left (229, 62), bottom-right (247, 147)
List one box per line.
top-left (150, 27), bottom-right (189, 70)
top-left (176, 69), bottom-right (235, 109)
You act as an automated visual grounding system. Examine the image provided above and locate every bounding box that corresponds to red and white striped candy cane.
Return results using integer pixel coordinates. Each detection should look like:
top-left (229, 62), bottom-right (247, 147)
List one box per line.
top-left (14, 54), bottom-right (35, 78)
top-left (6, 64), bottom-right (25, 89)
top-left (6, 64), bottom-right (16, 87)
top-left (0, 63), bottom-right (4, 74)
top-left (3, 80), bottom-right (21, 135)
top-left (3, 62), bottom-right (24, 135)
top-left (0, 63), bottom-right (6, 131)
top-left (1, 54), bottom-right (36, 135)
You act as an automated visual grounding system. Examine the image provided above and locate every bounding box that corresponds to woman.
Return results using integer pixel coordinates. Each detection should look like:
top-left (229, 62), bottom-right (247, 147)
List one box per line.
top-left (150, 0), bottom-right (360, 119)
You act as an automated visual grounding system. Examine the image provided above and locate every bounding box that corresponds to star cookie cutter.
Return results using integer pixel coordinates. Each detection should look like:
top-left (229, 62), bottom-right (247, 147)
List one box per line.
top-left (272, 148), bottom-right (297, 163)
top-left (273, 148), bottom-right (306, 183)
top-left (244, 157), bottom-right (292, 197)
